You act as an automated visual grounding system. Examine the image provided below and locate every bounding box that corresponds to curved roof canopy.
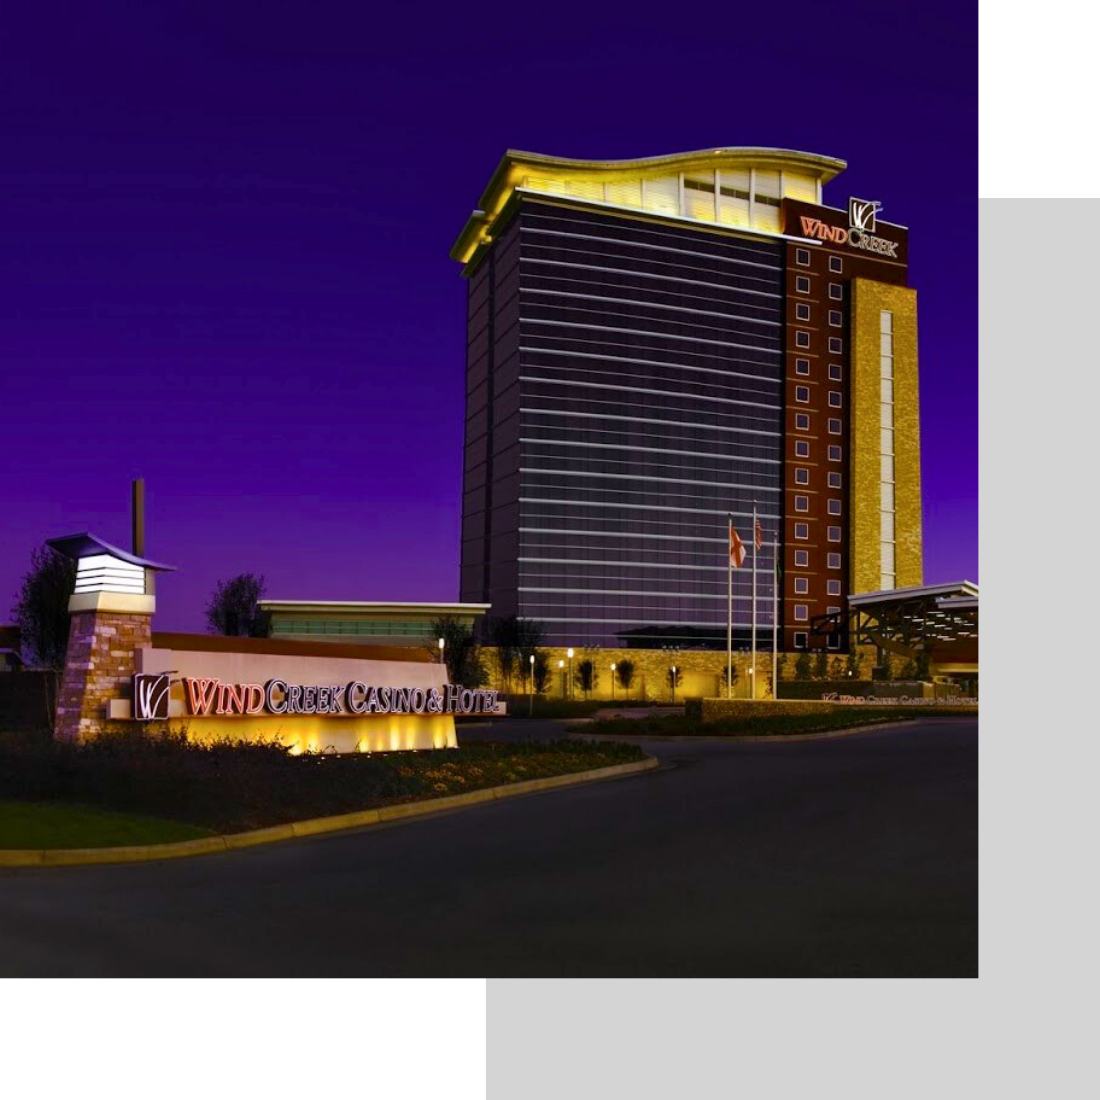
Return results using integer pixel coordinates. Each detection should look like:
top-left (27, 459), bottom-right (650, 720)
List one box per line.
top-left (46, 533), bottom-right (177, 572)
top-left (451, 146), bottom-right (847, 268)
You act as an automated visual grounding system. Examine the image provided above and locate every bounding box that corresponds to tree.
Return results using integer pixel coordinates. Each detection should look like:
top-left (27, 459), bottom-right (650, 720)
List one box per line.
top-left (721, 656), bottom-right (739, 695)
top-left (429, 616), bottom-right (487, 687)
top-left (11, 545), bottom-right (76, 730)
top-left (12, 546), bottom-right (76, 670)
top-left (794, 650), bottom-right (813, 680)
top-left (666, 665), bottom-right (683, 701)
top-left (206, 573), bottom-right (270, 637)
top-left (488, 614), bottom-right (546, 691)
top-left (813, 650), bottom-right (829, 680)
top-left (915, 649), bottom-right (931, 680)
top-left (616, 658), bottom-right (635, 699)
top-left (873, 649), bottom-right (894, 681)
top-left (845, 648), bottom-right (861, 678)
top-left (575, 658), bottom-right (598, 700)
top-left (829, 656), bottom-right (845, 680)
top-left (531, 650), bottom-right (551, 694)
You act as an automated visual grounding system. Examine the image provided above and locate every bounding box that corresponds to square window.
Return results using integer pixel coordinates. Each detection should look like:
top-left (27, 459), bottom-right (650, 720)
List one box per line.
top-left (794, 631), bottom-right (808, 648)
top-left (795, 358), bottom-right (810, 375)
top-left (828, 418), bottom-right (842, 435)
top-left (794, 550), bottom-right (809, 567)
top-left (795, 330), bottom-right (810, 348)
top-left (827, 635), bottom-right (841, 650)
top-left (827, 525), bottom-right (842, 542)
top-left (796, 248), bottom-right (810, 266)
top-left (827, 552), bottom-right (841, 569)
top-left (795, 467), bottom-right (809, 485)
top-left (794, 604), bottom-right (809, 621)
top-left (796, 302), bottom-right (811, 321)
top-left (827, 579), bottom-right (841, 596)
top-left (829, 363), bottom-right (843, 381)
top-left (829, 391), bottom-right (843, 408)
top-left (795, 495), bottom-right (809, 512)
top-left (796, 275), bottom-right (811, 294)
top-left (828, 444), bottom-right (842, 461)
top-left (795, 385), bottom-right (810, 403)
top-left (828, 310), bottom-right (843, 327)
top-left (794, 577), bottom-right (809, 595)
top-left (829, 283), bottom-right (843, 300)
top-left (795, 523), bottom-right (809, 540)
top-left (827, 605), bottom-right (841, 615)
top-left (829, 256), bottom-right (843, 273)
top-left (828, 499), bottom-right (842, 515)
top-left (795, 440), bottom-right (810, 458)
top-left (828, 336), bottom-right (843, 354)
top-left (828, 471), bottom-right (842, 488)
top-left (796, 414), bottom-right (810, 431)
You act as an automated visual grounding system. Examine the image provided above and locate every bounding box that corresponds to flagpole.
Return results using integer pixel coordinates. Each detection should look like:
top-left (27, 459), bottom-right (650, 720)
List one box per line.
top-left (751, 505), bottom-right (757, 701)
top-left (772, 532), bottom-right (779, 700)
top-left (727, 512), bottom-right (733, 699)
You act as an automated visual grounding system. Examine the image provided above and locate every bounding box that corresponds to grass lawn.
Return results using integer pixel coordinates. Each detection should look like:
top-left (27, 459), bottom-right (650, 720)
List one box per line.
top-left (576, 707), bottom-right (974, 740)
top-left (0, 800), bottom-right (214, 849)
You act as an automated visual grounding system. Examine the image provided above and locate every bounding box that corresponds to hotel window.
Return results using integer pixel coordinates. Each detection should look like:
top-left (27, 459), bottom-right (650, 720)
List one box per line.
top-left (828, 499), bottom-right (842, 515)
top-left (828, 336), bottom-right (843, 354)
top-left (794, 577), bottom-right (809, 595)
top-left (795, 523), bottom-right (809, 540)
top-left (829, 363), bottom-right (843, 381)
top-left (794, 604), bottom-right (809, 622)
top-left (796, 302), bottom-right (811, 321)
top-left (795, 467), bottom-right (809, 485)
top-left (828, 418), bottom-right (842, 434)
top-left (795, 358), bottom-right (810, 375)
top-left (796, 275), bottom-right (811, 294)
top-left (796, 330), bottom-right (810, 348)
top-left (827, 635), bottom-right (841, 650)
top-left (795, 550), bottom-right (809, 567)
top-left (795, 495), bottom-right (809, 512)
top-left (827, 579), bottom-right (841, 596)
top-left (829, 391), bottom-right (843, 408)
top-left (827, 552), bottom-right (842, 569)
top-left (827, 606), bottom-right (841, 615)
top-left (829, 283), bottom-right (843, 300)
top-left (880, 309), bottom-right (897, 588)
top-left (795, 386), bottom-right (810, 403)
top-left (828, 471), bottom-right (842, 488)
top-left (795, 439), bottom-right (810, 458)
top-left (829, 256), bottom-right (843, 273)
top-left (796, 413), bottom-right (810, 431)
top-left (829, 310), bottom-right (843, 327)
top-left (828, 525), bottom-right (842, 542)
top-left (794, 631), bottom-right (808, 648)
top-left (796, 248), bottom-right (810, 266)
top-left (828, 445), bottom-right (842, 461)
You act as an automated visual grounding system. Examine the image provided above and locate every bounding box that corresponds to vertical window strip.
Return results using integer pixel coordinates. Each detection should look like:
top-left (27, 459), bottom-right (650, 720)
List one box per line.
top-left (880, 310), bottom-right (896, 588)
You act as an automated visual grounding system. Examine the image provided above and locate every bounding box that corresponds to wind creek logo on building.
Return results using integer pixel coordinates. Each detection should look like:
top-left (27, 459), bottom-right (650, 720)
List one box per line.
top-left (150, 676), bottom-right (500, 718)
top-left (799, 197), bottom-right (898, 257)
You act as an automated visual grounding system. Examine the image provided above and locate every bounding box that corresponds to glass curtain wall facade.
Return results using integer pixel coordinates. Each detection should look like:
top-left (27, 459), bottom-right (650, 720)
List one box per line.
top-left (461, 199), bottom-right (782, 648)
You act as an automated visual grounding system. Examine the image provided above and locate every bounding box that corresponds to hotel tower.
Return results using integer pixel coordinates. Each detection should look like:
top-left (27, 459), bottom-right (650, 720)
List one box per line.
top-left (452, 148), bottom-right (921, 651)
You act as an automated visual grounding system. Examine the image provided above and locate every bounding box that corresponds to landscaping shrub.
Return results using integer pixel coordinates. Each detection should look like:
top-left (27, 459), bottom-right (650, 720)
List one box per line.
top-left (0, 730), bottom-right (644, 834)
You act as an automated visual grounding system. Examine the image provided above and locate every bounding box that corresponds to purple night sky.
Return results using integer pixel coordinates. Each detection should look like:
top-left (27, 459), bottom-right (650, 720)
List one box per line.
top-left (2, 3), bottom-right (976, 632)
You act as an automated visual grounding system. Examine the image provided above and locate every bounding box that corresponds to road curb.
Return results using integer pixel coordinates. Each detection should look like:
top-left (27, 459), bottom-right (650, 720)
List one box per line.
top-left (572, 718), bottom-right (929, 745)
top-left (0, 756), bottom-right (659, 869)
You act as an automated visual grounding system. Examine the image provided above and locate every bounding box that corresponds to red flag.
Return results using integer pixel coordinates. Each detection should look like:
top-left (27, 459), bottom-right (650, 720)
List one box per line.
top-left (754, 518), bottom-right (764, 551)
top-left (729, 524), bottom-right (746, 568)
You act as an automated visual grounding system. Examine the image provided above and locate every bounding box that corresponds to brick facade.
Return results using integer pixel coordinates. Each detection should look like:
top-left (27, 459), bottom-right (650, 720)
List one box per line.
top-left (54, 610), bottom-right (151, 741)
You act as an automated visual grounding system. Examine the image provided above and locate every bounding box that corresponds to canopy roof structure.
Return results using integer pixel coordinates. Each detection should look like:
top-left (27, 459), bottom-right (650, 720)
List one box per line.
top-left (45, 533), bottom-right (176, 572)
top-left (813, 582), bottom-right (979, 667)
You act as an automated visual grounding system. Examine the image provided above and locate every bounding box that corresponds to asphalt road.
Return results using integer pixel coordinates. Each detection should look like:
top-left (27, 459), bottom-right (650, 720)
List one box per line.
top-left (0, 718), bottom-right (977, 977)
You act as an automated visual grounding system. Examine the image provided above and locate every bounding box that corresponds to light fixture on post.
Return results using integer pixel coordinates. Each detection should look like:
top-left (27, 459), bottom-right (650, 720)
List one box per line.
top-left (610, 662), bottom-right (616, 702)
top-left (670, 664), bottom-right (677, 704)
top-left (567, 648), bottom-right (574, 701)
top-left (558, 659), bottom-right (566, 699)
top-left (438, 637), bottom-right (445, 666)
top-left (529, 653), bottom-right (535, 717)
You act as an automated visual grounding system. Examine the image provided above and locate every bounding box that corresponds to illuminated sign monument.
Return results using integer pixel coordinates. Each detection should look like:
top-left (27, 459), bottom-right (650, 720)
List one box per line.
top-left (133, 674), bottom-right (499, 721)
